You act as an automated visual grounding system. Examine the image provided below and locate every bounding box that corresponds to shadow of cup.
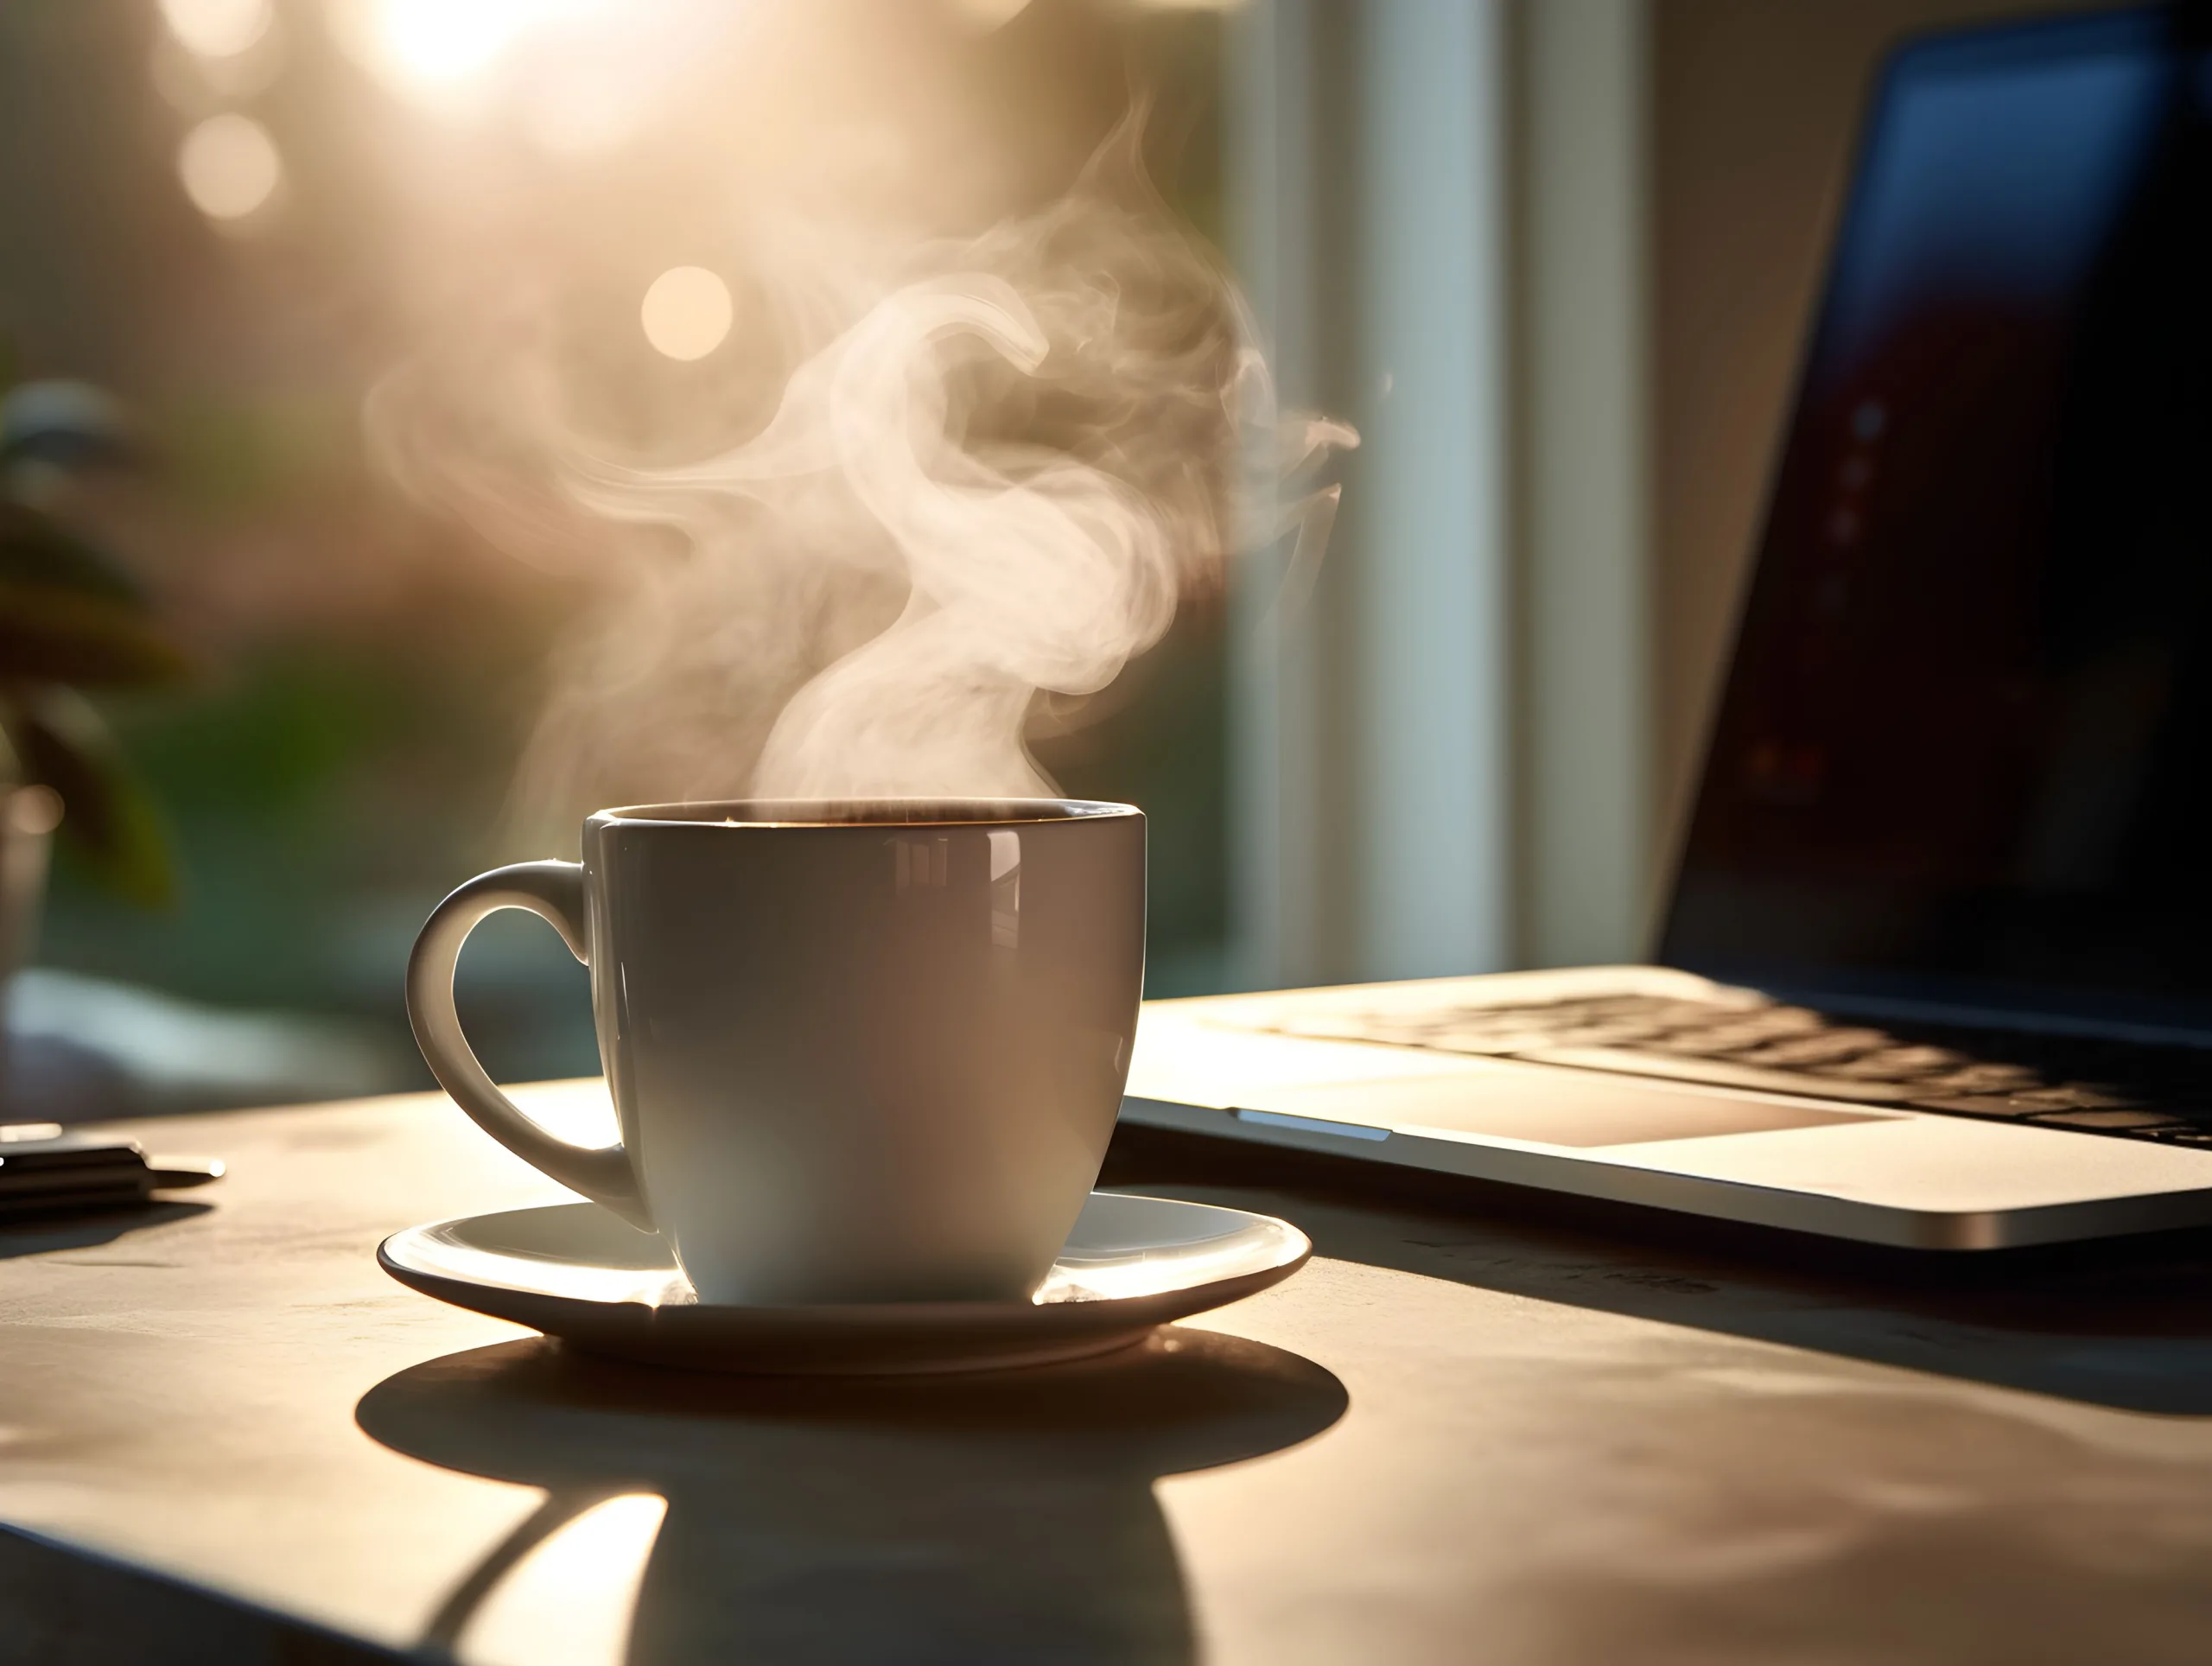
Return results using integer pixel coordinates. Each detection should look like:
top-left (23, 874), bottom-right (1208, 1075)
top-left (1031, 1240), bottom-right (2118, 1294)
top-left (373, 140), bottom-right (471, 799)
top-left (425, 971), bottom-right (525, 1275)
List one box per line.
top-left (357, 1327), bottom-right (1348, 1664)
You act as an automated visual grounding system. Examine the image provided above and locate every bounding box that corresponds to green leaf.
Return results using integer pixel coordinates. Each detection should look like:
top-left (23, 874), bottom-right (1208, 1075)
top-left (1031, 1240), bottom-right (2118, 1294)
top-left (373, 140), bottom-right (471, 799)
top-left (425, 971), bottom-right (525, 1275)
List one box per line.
top-left (3, 691), bottom-right (175, 908)
top-left (0, 583), bottom-right (190, 686)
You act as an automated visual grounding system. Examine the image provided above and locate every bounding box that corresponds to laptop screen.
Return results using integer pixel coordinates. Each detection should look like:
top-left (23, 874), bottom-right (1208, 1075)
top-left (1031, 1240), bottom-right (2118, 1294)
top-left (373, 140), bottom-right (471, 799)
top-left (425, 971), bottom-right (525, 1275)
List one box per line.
top-left (1662, 8), bottom-right (2212, 1027)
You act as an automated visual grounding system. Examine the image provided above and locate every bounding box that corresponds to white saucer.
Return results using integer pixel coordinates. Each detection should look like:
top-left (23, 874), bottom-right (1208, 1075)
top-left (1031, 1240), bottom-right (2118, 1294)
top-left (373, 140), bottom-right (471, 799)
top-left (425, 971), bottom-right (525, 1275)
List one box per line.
top-left (378, 1192), bottom-right (1312, 1376)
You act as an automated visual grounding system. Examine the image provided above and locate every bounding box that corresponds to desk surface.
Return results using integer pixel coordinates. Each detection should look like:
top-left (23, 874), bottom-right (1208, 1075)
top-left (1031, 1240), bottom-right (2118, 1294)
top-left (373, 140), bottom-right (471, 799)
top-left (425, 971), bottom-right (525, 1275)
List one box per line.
top-left (6, 1084), bottom-right (2212, 1664)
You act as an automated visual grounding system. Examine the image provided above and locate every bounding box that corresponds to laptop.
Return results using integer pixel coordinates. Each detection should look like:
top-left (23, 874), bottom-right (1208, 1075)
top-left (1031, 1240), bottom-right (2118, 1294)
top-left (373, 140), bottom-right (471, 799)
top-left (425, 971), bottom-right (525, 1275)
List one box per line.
top-left (1122, 4), bottom-right (2212, 1250)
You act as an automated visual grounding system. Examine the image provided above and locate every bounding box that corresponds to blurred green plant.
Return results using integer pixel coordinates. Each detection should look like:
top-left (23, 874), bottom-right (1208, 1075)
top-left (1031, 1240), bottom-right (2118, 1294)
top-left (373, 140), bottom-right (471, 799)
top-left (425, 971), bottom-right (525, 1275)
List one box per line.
top-left (0, 369), bottom-right (188, 907)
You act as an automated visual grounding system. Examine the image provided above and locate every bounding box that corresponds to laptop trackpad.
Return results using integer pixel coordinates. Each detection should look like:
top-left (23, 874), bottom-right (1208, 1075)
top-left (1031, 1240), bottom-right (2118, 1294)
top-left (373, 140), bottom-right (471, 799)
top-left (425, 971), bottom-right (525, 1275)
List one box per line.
top-left (1240, 1069), bottom-right (1881, 1148)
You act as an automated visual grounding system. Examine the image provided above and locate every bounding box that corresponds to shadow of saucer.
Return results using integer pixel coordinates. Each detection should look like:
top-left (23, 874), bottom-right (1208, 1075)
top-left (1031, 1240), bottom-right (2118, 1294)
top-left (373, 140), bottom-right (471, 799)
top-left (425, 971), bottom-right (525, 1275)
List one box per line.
top-left (359, 1328), bottom-right (1347, 1665)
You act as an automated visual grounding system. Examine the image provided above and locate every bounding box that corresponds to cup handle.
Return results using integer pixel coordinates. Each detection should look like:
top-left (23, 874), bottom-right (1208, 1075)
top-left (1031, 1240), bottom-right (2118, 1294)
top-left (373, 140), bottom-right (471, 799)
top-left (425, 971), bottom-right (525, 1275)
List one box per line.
top-left (404, 861), bottom-right (645, 1225)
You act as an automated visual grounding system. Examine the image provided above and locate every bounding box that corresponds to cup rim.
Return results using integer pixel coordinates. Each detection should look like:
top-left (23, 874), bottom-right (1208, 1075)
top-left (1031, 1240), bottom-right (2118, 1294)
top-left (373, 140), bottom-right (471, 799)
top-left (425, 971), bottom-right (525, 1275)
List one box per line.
top-left (588, 797), bottom-right (1141, 830)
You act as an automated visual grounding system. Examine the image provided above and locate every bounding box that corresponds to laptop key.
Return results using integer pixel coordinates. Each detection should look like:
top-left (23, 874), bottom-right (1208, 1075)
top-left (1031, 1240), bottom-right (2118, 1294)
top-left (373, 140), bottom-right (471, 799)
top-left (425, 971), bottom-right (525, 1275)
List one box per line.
top-left (1904, 1095), bottom-right (2049, 1119)
top-left (2027, 1108), bottom-right (2186, 1132)
top-left (1915, 1063), bottom-right (2044, 1094)
top-left (1646, 1014), bottom-right (1828, 1052)
top-left (1610, 1027), bottom-right (1760, 1052)
top-left (1823, 1046), bottom-right (1970, 1081)
top-left (1992, 1084), bottom-right (2150, 1111)
top-left (1735, 1030), bottom-right (1893, 1067)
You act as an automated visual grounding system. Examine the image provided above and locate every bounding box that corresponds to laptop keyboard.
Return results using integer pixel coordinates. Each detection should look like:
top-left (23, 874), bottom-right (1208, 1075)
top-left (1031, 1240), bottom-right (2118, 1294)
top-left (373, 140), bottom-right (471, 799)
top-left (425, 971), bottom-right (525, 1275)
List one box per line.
top-left (1251, 993), bottom-right (2212, 1148)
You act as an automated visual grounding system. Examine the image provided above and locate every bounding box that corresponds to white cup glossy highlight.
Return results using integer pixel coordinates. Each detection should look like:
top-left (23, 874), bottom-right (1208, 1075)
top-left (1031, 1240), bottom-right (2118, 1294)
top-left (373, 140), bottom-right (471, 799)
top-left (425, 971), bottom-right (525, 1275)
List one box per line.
top-left (405, 799), bottom-right (1146, 1307)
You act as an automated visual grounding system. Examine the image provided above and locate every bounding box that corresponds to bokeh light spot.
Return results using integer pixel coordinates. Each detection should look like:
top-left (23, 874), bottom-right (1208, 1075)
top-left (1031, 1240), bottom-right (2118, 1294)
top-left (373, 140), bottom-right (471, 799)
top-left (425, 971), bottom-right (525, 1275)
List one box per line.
top-left (160, 0), bottom-right (273, 59)
top-left (8, 786), bottom-right (63, 839)
top-left (640, 267), bottom-right (733, 361)
top-left (178, 114), bottom-right (283, 220)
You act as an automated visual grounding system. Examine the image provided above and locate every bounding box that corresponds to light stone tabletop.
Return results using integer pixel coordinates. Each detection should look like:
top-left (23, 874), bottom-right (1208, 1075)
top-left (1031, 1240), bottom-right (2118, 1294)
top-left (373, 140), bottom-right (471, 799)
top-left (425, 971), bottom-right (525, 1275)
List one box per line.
top-left (4, 1081), bottom-right (2212, 1664)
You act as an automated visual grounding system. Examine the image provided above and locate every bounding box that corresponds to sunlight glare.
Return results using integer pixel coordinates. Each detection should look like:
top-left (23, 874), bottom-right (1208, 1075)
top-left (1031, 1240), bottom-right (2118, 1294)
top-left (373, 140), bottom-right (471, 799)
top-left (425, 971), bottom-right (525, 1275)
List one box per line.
top-left (178, 114), bottom-right (283, 220)
top-left (641, 267), bottom-right (734, 361)
top-left (460, 1493), bottom-right (668, 1666)
top-left (372, 0), bottom-right (529, 86)
top-left (339, 0), bottom-right (636, 99)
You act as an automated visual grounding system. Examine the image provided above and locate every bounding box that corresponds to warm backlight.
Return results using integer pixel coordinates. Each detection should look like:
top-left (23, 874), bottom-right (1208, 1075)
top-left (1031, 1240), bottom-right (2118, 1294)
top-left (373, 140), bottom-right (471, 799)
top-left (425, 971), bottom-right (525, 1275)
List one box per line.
top-left (639, 266), bottom-right (733, 361)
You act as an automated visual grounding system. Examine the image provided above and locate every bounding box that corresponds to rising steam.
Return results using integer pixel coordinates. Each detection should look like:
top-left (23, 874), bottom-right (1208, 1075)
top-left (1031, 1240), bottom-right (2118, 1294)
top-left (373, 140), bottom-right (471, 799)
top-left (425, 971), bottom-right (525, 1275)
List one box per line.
top-left (372, 118), bottom-right (1351, 830)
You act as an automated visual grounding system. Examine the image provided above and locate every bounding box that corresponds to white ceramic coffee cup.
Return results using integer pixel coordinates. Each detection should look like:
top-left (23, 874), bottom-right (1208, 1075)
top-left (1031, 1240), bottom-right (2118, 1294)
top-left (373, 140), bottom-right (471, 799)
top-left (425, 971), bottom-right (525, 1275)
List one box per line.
top-left (405, 798), bottom-right (1146, 1306)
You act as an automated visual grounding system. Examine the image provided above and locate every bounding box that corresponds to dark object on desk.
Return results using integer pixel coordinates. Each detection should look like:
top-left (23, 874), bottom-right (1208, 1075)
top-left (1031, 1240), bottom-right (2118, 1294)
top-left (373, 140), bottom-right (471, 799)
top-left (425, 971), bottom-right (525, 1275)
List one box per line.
top-left (0, 1122), bottom-right (221, 1218)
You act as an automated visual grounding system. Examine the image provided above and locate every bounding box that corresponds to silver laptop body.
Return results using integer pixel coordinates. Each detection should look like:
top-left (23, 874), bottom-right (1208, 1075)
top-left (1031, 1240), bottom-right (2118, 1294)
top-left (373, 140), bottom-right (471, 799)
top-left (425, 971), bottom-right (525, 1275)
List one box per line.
top-left (1122, 10), bottom-right (2212, 1250)
top-left (1124, 968), bottom-right (2212, 1250)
